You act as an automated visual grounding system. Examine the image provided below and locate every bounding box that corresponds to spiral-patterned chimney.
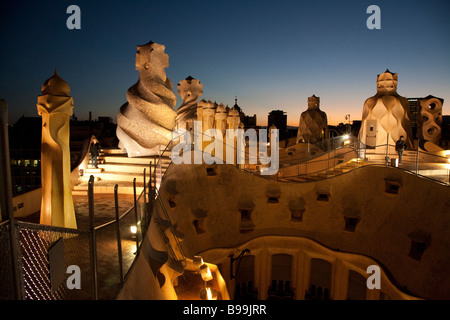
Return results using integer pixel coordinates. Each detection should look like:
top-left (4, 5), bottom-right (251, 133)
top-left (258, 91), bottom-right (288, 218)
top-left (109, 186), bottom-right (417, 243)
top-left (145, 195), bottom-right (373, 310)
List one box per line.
top-left (117, 41), bottom-right (177, 157)
top-left (175, 75), bottom-right (203, 132)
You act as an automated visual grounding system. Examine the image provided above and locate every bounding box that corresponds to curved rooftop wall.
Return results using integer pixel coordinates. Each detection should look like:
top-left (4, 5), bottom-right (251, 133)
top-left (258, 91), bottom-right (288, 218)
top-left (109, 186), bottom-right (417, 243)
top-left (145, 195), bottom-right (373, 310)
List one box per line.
top-left (156, 162), bottom-right (450, 299)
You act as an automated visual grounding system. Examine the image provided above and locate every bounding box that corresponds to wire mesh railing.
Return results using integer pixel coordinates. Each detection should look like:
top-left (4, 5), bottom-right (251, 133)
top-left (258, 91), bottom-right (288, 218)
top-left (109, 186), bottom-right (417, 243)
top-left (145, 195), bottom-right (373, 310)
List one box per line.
top-left (0, 221), bottom-right (15, 300)
top-left (0, 140), bottom-right (190, 300)
top-left (0, 165), bottom-right (158, 300)
top-left (15, 221), bottom-right (92, 300)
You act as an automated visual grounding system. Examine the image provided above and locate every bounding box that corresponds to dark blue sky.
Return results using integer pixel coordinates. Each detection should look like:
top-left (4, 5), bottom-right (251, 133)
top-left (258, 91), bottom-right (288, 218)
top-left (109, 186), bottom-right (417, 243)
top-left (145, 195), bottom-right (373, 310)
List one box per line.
top-left (1, 0), bottom-right (449, 126)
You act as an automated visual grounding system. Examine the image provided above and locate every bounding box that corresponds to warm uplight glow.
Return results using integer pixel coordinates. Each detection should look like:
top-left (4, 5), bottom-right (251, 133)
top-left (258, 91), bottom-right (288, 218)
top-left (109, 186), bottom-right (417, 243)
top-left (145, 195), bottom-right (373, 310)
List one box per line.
top-left (206, 287), bottom-right (213, 300)
top-left (206, 287), bottom-right (217, 300)
top-left (200, 287), bottom-right (218, 300)
top-left (200, 264), bottom-right (213, 282)
top-left (193, 256), bottom-right (203, 272)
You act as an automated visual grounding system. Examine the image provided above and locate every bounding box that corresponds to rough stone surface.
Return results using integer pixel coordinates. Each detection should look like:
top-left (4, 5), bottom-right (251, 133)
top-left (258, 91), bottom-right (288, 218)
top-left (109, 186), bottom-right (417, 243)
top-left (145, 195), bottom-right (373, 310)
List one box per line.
top-left (175, 76), bottom-right (203, 132)
top-left (297, 95), bottom-right (328, 144)
top-left (418, 95), bottom-right (444, 149)
top-left (37, 69), bottom-right (77, 229)
top-left (117, 41), bottom-right (177, 157)
top-left (359, 69), bottom-right (414, 149)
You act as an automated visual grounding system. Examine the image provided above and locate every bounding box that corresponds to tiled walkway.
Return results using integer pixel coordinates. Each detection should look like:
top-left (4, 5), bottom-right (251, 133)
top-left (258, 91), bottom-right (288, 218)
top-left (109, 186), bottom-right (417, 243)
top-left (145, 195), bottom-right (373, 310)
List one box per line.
top-left (72, 193), bottom-right (135, 229)
top-left (73, 193), bottom-right (138, 300)
top-left (17, 193), bottom-right (136, 228)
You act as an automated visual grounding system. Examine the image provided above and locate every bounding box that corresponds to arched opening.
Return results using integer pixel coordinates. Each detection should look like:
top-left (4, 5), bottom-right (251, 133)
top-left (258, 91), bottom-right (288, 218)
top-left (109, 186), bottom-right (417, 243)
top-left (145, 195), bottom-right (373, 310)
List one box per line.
top-left (347, 270), bottom-right (367, 300)
top-left (234, 255), bottom-right (257, 300)
top-left (306, 258), bottom-right (332, 300)
top-left (268, 254), bottom-right (294, 300)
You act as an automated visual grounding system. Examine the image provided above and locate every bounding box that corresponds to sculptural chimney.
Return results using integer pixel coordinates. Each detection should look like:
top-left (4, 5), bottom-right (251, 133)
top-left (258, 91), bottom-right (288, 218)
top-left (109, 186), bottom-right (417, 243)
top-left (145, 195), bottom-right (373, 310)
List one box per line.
top-left (176, 75), bottom-right (203, 132)
top-left (37, 69), bottom-right (77, 229)
top-left (297, 95), bottom-right (328, 144)
top-left (359, 69), bottom-right (413, 153)
top-left (117, 41), bottom-right (177, 157)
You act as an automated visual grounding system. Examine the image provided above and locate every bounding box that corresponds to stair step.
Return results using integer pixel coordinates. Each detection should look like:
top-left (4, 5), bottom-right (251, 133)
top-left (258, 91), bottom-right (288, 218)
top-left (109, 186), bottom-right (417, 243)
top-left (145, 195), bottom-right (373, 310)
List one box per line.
top-left (85, 168), bottom-right (104, 173)
top-left (81, 175), bottom-right (102, 182)
top-left (304, 175), bottom-right (321, 181)
top-left (88, 159), bottom-right (105, 165)
top-left (101, 148), bottom-right (126, 155)
top-left (83, 173), bottom-right (142, 183)
top-left (316, 173), bottom-right (334, 178)
top-left (98, 163), bottom-right (169, 174)
top-left (72, 190), bottom-right (88, 196)
top-left (103, 155), bottom-right (171, 165)
top-left (74, 148), bottom-right (172, 194)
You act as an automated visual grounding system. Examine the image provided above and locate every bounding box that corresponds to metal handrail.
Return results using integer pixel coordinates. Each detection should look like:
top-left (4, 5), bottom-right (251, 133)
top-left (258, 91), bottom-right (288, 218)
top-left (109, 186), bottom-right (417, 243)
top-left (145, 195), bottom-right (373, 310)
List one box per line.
top-left (276, 148), bottom-right (359, 179)
top-left (15, 220), bottom-right (90, 235)
top-left (276, 140), bottom-right (449, 185)
top-left (161, 129), bottom-right (448, 183)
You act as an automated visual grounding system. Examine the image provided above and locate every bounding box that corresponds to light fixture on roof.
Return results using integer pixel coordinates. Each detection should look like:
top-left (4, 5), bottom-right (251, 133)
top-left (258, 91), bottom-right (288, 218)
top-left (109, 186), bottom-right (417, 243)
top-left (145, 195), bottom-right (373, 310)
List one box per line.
top-left (200, 287), bottom-right (217, 300)
top-left (199, 263), bottom-right (216, 300)
top-left (200, 264), bottom-right (213, 282)
top-left (193, 255), bottom-right (203, 272)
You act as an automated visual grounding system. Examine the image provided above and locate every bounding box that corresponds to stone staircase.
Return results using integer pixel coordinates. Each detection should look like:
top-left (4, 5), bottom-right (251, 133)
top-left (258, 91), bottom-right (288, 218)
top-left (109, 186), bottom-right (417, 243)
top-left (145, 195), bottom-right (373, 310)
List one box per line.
top-left (302, 159), bottom-right (364, 181)
top-left (278, 150), bottom-right (449, 184)
top-left (72, 148), bottom-right (172, 195)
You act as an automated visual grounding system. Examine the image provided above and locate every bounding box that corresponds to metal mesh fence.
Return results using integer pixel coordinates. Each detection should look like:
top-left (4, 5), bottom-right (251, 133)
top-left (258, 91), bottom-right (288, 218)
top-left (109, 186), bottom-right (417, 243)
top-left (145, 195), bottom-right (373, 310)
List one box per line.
top-left (16, 221), bottom-right (92, 300)
top-left (0, 221), bottom-right (14, 300)
top-left (1, 164), bottom-right (157, 300)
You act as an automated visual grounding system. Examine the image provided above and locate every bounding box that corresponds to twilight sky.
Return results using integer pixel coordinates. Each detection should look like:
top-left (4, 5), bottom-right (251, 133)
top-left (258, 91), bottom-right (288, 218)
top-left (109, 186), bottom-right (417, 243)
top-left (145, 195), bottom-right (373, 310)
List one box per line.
top-left (1, 0), bottom-right (449, 126)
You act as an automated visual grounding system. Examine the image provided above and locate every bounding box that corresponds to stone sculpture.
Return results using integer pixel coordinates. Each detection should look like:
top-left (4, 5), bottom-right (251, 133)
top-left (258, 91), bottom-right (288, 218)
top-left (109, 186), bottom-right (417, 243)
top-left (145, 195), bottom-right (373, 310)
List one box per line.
top-left (214, 103), bottom-right (228, 137)
top-left (37, 69), bottom-right (77, 229)
top-left (226, 107), bottom-right (241, 131)
top-left (175, 76), bottom-right (203, 132)
top-left (202, 100), bottom-right (217, 133)
top-left (117, 41), bottom-right (177, 157)
top-left (297, 95), bottom-right (328, 144)
top-left (418, 95), bottom-right (443, 148)
top-left (359, 69), bottom-right (413, 149)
